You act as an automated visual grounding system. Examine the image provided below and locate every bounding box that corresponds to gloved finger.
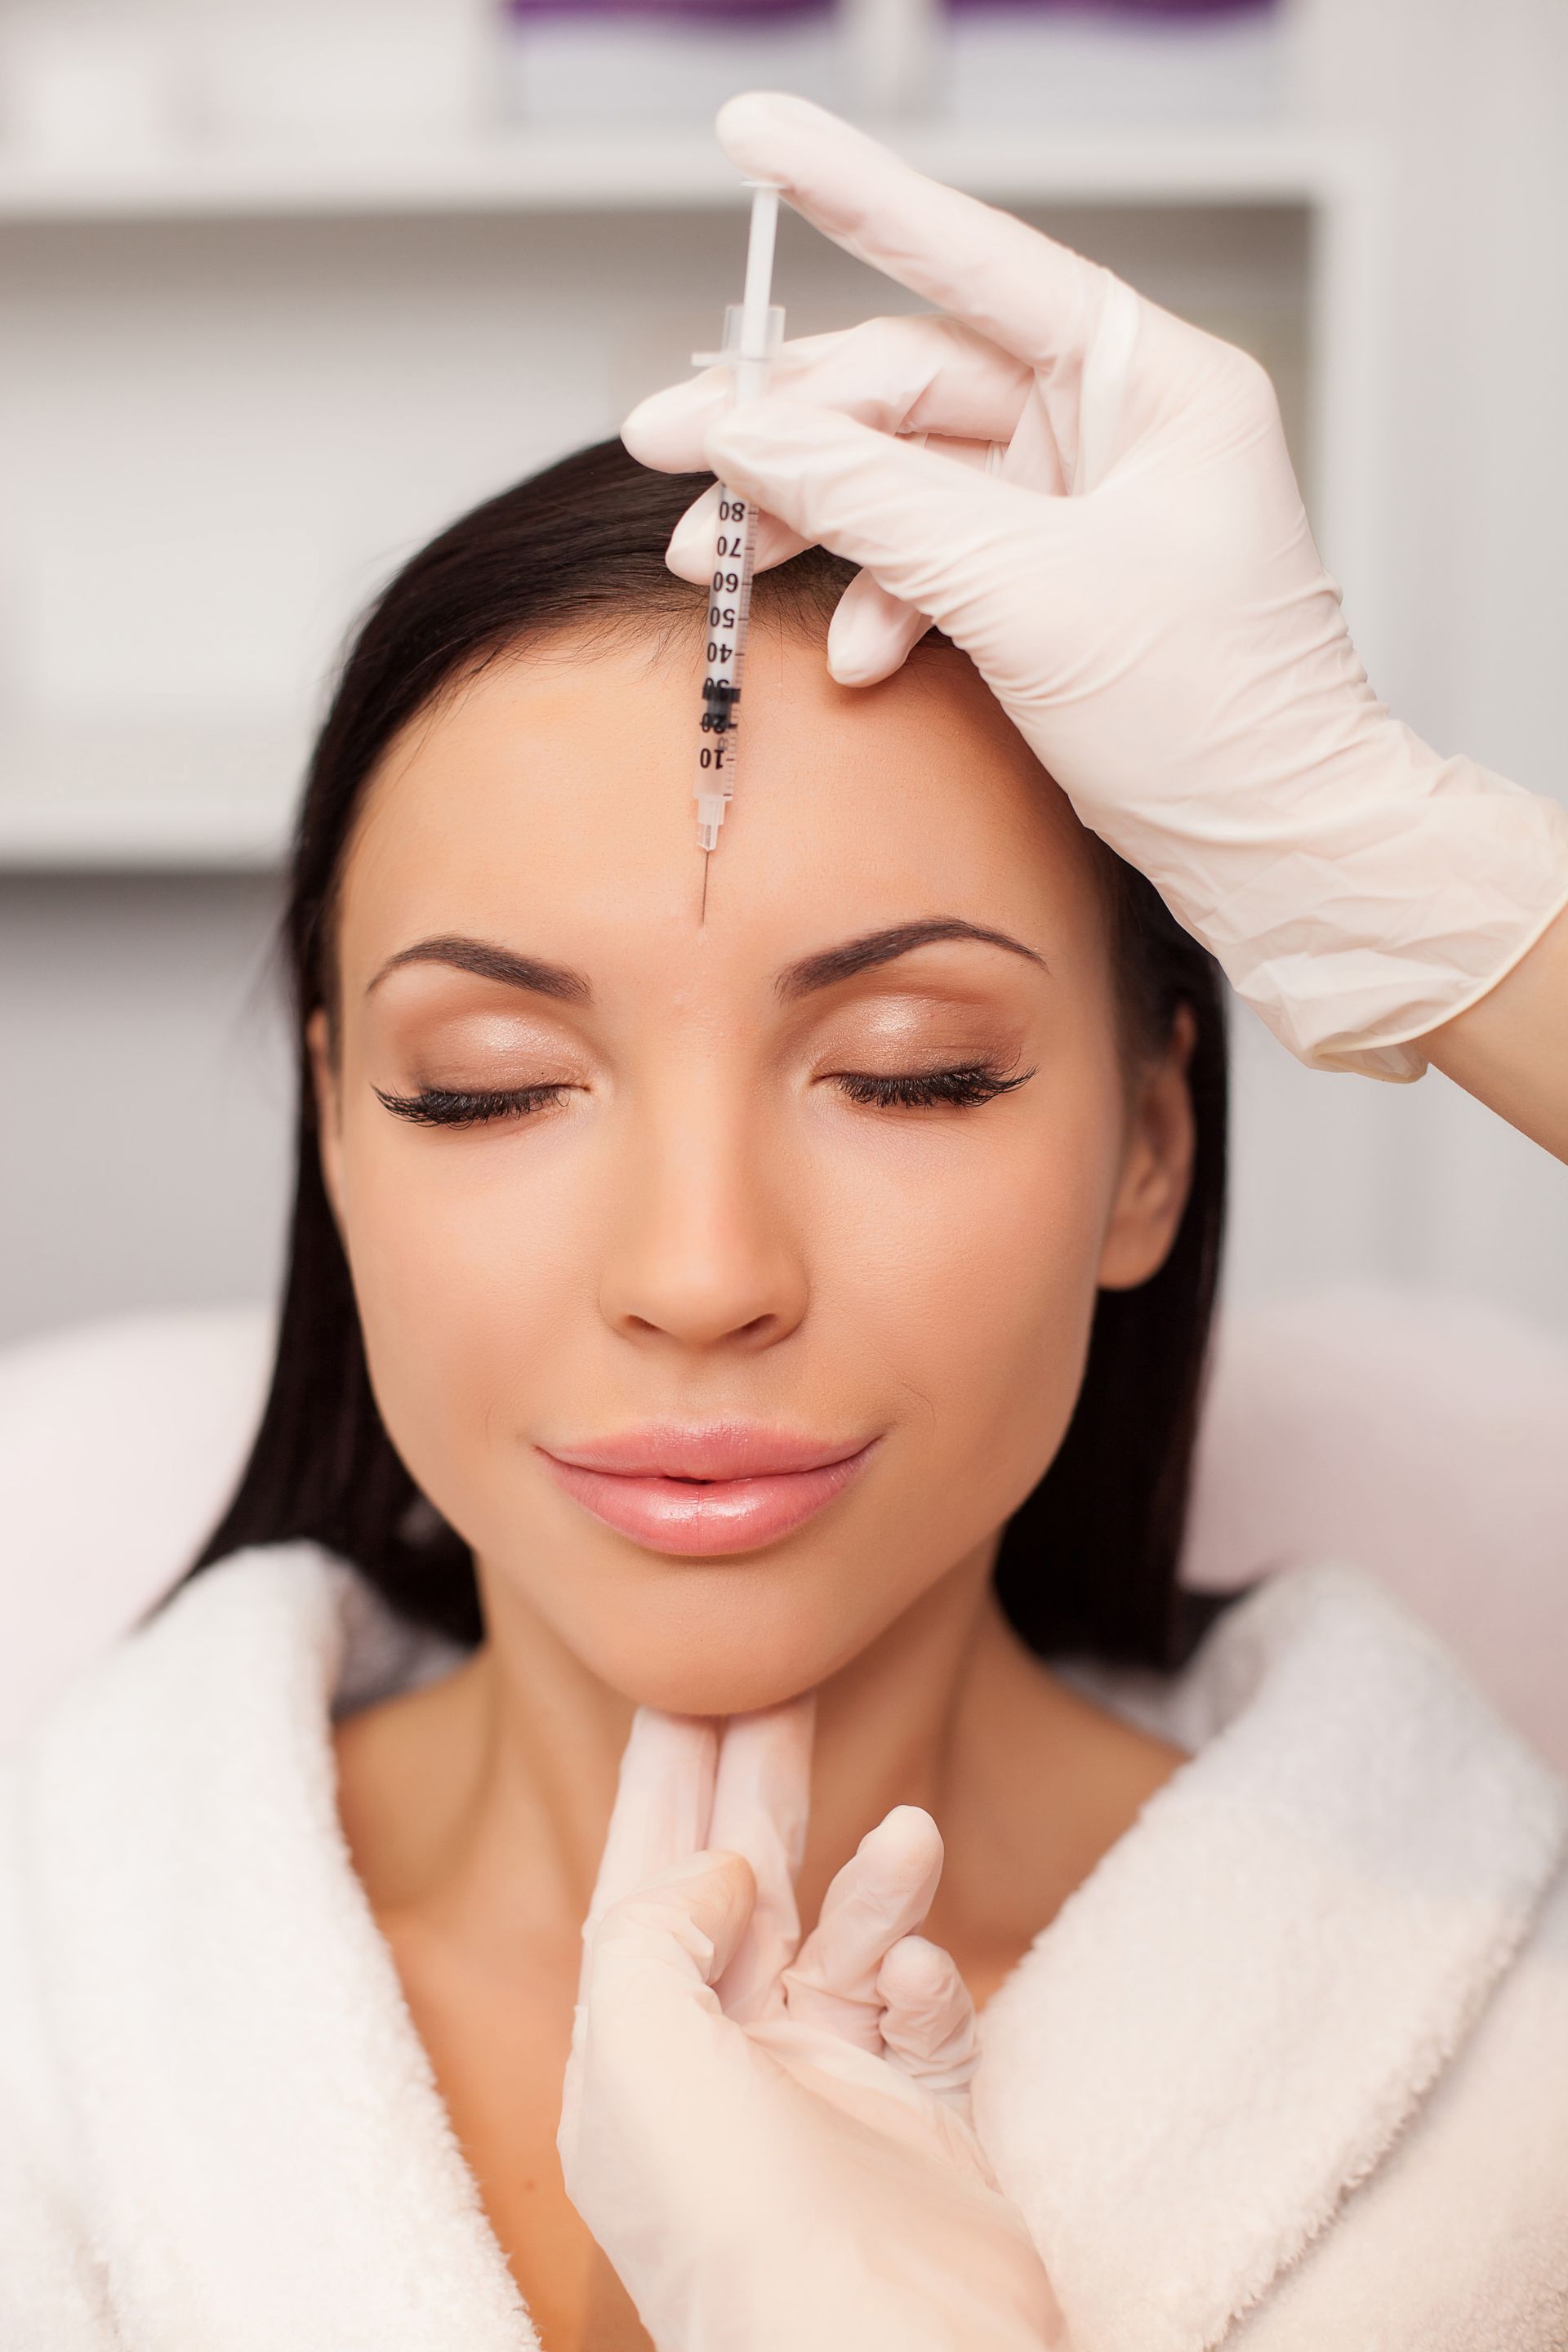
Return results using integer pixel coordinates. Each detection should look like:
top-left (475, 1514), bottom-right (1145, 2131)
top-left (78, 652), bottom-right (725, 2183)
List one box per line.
top-left (674, 424), bottom-right (1004, 680)
top-left (559, 1846), bottom-right (755, 2178)
top-left (582, 1706), bottom-right (719, 1940)
top-left (664, 478), bottom-right (811, 586)
top-left (715, 91), bottom-right (1118, 382)
top-left (825, 568), bottom-right (935, 687)
top-left (661, 422), bottom-right (1007, 600)
top-left (704, 398), bottom-right (1053, 652)
top-left (623, 323), bottom-right (864, 470)
top-left (706, 1692), bottom-right (816, 2025)
top-left (624, 312), bottom-right (1032, 478)
top-left (820, 432), bottom-right (1000, 684)
top-left (781, 1804), bottom-right (944, 2051)
top-left (876, 1932), bottom-right (982, 2101)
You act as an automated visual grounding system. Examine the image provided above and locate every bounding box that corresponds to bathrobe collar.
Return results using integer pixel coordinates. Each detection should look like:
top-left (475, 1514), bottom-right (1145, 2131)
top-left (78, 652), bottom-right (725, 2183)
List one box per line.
top-left (19, 1546), bottom-right (533, 2352)
top-left (972, 1558), bottom-right (1568, 2352)
top-left (16, 1544), bottom-right (1567, 2352)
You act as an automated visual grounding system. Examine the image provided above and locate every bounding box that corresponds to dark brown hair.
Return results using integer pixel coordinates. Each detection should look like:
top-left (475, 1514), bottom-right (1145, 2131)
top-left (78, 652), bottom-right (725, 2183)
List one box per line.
top-left (171, 437), bottom-right (1232, 1672)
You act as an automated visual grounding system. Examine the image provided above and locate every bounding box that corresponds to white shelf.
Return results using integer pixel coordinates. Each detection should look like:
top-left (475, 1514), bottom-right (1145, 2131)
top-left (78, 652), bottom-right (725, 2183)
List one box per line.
top-left (0, 127), bottom-right (1357, 224)
top-left (0, 730), bottom-right (299, 872)
top-left (0, 796), bottom-right (288, 871)
top-left (0, 118), bottom-right (1374, 876)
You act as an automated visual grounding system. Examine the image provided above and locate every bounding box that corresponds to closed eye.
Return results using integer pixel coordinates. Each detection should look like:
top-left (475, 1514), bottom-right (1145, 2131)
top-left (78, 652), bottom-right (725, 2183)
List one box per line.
top-left (373, 1083), bottom-right (573, 1128)
top-left (830, 1063), bottom-right (1033, 1110)
top-left (373, 1064), bottom-right (1033, 1127)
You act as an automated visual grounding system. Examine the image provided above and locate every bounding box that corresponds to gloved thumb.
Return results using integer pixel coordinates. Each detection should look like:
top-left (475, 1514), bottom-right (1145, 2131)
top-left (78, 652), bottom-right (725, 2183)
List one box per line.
top-left (559, 1848), bottom-right (757, 2177)
top-left (591, 1846), bottom-right (757, 1993)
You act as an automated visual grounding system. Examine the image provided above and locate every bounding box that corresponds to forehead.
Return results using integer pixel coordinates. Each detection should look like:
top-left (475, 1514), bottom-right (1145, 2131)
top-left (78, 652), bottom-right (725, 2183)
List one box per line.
top-left (335, 626), bottom-right (1107, 995)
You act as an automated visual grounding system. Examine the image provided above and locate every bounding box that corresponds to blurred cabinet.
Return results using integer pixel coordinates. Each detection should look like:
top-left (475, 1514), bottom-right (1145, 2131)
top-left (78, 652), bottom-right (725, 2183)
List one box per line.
top-left (0, 122), bottom-right (1381, 870)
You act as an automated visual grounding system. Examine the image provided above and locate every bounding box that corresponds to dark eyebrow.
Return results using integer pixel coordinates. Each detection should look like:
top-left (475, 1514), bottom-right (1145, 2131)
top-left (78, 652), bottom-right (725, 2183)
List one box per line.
top-left (365, 935), bottom-right (592, 1004)
top-left (776, 919), bottom-right (1048, 1001)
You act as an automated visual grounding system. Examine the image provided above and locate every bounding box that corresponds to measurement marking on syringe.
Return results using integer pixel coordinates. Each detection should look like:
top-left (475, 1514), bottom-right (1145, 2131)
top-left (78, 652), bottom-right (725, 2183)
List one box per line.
top-left (693, 179), bottom-right (782, 892)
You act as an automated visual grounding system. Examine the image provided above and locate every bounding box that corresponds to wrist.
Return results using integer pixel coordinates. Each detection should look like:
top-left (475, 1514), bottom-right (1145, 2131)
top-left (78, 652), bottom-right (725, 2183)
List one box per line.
top-left (1151, 724), bottom-right (1568, 1078)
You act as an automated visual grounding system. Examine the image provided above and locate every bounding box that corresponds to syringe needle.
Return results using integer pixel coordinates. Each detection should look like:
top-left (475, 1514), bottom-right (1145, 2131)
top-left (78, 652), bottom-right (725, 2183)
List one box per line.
top-left (699, 846), bottom-right (710, 925)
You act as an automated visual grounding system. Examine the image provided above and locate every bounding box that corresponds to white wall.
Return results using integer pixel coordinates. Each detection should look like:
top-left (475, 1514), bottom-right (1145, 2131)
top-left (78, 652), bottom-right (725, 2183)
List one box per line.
top-left (0, 875), bottom-right (292, 1338)
top-left (1243, 0), bottom-right (1568, 1334)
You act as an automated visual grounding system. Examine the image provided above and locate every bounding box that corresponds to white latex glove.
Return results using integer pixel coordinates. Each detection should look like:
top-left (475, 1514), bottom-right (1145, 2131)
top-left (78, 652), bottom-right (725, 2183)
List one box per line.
top-left (557, 1695), bottom-right (1067, 2352)
top-left (622, 94), bottom-right (1568, 1080)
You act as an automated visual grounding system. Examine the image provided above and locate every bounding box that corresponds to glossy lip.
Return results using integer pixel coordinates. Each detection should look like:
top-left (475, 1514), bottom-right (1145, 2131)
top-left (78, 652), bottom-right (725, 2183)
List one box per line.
top-left (536, 1423), bottom-right (881, 1557)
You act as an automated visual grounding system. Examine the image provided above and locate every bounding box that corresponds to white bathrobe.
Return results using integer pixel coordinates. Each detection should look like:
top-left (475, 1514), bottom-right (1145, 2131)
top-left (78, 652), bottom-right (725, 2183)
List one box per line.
top-left (2, 1543), bottom-right (1565, 2352)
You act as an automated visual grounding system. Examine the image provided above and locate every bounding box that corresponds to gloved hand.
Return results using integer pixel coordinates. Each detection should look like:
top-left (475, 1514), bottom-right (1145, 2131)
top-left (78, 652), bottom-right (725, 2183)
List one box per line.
top-left (622, 94), bottom-right (1568, 1080)
top-left (557, 1695), bottom-right (1067, 2352)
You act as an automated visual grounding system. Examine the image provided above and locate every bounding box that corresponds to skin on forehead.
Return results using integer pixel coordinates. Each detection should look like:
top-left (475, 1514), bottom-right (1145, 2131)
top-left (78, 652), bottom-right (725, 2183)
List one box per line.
top-left (334, 619), bottom-right (1114, 1037)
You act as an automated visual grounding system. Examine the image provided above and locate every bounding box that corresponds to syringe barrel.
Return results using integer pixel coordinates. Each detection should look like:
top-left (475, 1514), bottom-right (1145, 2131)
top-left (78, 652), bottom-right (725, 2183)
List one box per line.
top-left (689, 181), bottom-right (785, 863)
top-left (696, 793), bottom-right (728, 851)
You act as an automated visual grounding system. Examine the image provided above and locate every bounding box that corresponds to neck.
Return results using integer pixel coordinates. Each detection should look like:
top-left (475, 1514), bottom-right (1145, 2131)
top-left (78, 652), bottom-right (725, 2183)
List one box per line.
top-left (335, 1544), bottom-right (1179, 1985)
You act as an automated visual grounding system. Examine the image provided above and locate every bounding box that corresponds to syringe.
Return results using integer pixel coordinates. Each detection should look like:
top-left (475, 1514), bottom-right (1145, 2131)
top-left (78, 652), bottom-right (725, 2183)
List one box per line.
top-left (693, 179), bottom-right (785, 893)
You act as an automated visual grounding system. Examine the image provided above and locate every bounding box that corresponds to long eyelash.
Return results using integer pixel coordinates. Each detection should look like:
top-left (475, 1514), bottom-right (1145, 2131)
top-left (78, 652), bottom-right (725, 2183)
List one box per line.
top-left (834, 1063), bottom-right (1034, 1110)
top-left (373, 1084), bottom-right (570, 1128)
top-left (376, 1066), bottom-right (1031, 1127)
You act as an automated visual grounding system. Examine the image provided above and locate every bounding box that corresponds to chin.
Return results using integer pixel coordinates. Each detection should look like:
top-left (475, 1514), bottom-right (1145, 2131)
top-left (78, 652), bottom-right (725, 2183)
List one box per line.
top-left (604, 1650), bottom-right (825, 1721)
top-left (581, 1593), bottom-right (858, 1721)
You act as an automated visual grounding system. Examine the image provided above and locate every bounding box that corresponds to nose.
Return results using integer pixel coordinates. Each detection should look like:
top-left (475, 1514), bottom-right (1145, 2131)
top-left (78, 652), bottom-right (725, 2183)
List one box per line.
top-left (598, 1085), bottom-right (808, 1355)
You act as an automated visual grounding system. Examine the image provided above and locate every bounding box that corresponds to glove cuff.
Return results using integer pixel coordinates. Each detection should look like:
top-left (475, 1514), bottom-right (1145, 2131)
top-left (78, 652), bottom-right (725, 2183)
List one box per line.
top-left (1174, 731), bottom-right (1568, 1079)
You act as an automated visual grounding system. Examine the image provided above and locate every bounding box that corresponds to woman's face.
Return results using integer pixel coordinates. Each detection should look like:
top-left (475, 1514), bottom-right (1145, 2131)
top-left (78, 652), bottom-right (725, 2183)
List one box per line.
top-left (313, 626), bottom-right (1194, 1713)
